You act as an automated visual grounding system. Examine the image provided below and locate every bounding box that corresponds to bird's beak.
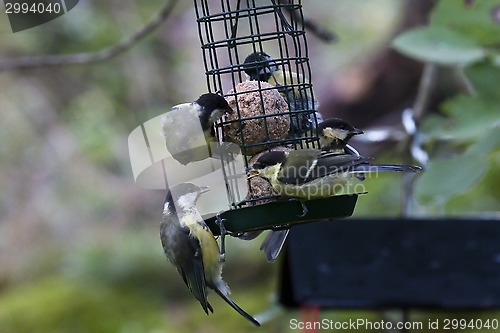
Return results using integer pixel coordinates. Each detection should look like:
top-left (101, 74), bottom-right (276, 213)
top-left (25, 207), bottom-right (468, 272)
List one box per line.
top-left (225, 105), bottom-right (235, 114)
top-left (351, 127), bottom-right (364, 135)
top-left (247, 169), bottom-right (260, 179)
top-left (198, 186), bottom-right (210, 194)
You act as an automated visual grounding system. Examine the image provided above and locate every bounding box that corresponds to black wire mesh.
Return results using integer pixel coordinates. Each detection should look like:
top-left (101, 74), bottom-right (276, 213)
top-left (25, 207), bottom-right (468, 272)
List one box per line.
top-left (194, 0), bottom-right (321, 208)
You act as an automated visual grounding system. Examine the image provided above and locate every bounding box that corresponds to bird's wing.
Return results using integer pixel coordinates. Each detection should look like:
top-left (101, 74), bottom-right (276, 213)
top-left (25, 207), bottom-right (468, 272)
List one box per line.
top-left (277, 149), bottom-right (322, 184)
top-left (344, 144), bottom-right (360, 157)
top-left (310, 152), bottom-right (372, 181)
top-left (278, 150), bottom-right (370, 184)
top-left (177, 226), bottom-right (213, 314)
top-left (161, 103), bottom-right (209, 165)
top-left (317, 151), bottom-right (371, 168)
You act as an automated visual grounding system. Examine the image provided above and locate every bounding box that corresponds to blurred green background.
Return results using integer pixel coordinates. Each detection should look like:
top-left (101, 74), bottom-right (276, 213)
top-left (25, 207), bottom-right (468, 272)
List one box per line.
top-left (0, 0), bottom-right (499, 332)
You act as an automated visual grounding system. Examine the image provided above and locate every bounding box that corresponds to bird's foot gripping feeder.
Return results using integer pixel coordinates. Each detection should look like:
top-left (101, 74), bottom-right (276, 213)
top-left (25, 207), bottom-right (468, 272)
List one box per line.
top-left (194, 0), bottom-right (357, 234)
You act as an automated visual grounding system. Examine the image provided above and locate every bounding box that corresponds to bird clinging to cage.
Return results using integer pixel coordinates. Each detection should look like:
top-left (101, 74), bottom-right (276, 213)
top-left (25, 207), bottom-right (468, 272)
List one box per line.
top-left (160, 183), bottom-right (260, 326)
top-left (243, 51), bottom-right (322, 136)
top-left (161, 93), bottom-right (234, 165)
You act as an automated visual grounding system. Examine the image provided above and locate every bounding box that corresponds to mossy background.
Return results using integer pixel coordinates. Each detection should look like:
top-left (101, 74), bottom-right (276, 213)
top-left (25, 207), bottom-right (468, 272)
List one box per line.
top-left (0, 0), bottom-right (499, 332)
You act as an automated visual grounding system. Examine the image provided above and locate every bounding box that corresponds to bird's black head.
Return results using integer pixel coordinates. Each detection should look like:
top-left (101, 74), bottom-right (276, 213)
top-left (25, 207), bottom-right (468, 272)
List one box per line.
top-left (196, 93), bottom-right (233, 115)
top-left (318, 118), bottom-right (361, 133)
top-left (318, 118), bottom-right (363, 143)
top-left (165, 182), bottom-right (210, 209)
top-left (195, 93), bottom-right (233, 132)
top-left (252, 151), bottom-right (287, 170)
top-left (243, 51), bottom-right (279, 82)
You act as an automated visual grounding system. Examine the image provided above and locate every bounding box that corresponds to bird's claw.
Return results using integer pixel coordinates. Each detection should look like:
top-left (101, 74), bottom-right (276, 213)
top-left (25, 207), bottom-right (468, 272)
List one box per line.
top-left (215, 212), bottom-right (228, 260)
top-left (298, 201), bottom-right (308, 217)
top-left (288, 199), bottom-right (308, 217)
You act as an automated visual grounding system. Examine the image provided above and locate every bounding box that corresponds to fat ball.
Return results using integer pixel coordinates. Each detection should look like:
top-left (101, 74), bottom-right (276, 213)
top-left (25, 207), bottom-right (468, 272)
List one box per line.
top-left (243, 51), bottom-right (322, 136)
top-left (224, 80), bottom-right (290, 155)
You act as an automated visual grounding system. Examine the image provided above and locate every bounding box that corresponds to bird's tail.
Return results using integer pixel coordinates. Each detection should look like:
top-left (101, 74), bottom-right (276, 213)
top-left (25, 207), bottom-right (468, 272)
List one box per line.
top-left (351, 164), bottom-right (421, 174)
top-left (212, 283), bottom-right (261, 326)
top-left (260, 230), bottom-right (289, 263)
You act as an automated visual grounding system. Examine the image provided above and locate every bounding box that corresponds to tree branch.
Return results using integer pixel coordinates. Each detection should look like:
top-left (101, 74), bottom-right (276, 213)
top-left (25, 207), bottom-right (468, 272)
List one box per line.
top-left (412, 63), bottom-right (438, 124)
top-left (0, 0), bottom-right (178, 71)
top-left (401, 62), bottom-right (437, 217)
top-left (277, 0), bottom-right (337, 42)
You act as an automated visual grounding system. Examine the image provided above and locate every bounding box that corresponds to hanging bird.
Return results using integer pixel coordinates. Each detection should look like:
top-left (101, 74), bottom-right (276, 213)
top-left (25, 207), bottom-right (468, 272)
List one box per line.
top-left (160, 183), bottom-right (260, 326)
top-left (161, 93), bottom-right (233, 165)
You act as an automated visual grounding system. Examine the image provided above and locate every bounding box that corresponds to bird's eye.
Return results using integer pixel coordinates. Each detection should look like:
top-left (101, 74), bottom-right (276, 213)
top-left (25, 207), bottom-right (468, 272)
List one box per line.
top-left (253, 162), bottom-right (262, 169)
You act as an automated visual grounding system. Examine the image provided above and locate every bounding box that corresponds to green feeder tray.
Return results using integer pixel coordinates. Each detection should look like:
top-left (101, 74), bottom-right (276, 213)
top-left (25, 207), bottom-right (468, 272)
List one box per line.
top-left (204, 194), bottom-right (358, 236)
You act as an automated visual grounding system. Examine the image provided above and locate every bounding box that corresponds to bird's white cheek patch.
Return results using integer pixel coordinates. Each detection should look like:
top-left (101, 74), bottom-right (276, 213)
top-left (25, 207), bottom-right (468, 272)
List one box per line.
top-left (163, 201), bottom-right (171, 213)
top-left (176, 193), bottom-right (198, 211)
top-left (331, 128), bottom-right (348, 140)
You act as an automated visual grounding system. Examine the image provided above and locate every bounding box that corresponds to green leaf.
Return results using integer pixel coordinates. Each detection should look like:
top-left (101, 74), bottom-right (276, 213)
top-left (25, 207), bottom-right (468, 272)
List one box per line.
top-left (416, 128), bottom-right (500, 204)
top-left (493, 53), bottom-right (500, 66)
top-left (416, 150), bottom-right (487, 204)
top-left (421, 62), bottom-right (500, 142)
top-left (430, 0), bottom-right (500, 46)
top-left (445, 154), bottom-right (500, 213)
top-left (392, 27), bottom-right (485, 65)
top-left (438, 96), bottom-right (500, 141)
top-left (464, 61), bottom-right (500, 99)
top-left (468, 126), bottom-right (500, 155)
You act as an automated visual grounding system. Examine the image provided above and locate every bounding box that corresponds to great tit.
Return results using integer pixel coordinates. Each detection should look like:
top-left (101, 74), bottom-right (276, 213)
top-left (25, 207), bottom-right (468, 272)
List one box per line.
top-left (317, 118), bottom-right (364, 154)
top-left (243, 51), bottom-right (322, 136)
top-left (248, 149), bottom-right (421, 200)
top-left (246, 118), bottom-right (365, 263)
top-left (160, 183), bottom-right (260, 326)
top-left (161, 93), bottom-right (234, 165)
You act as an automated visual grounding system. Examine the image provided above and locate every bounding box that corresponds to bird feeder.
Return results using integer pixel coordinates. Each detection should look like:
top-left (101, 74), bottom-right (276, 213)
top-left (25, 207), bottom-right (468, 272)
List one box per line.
top-left (193, 0), bottom-right (357, 235)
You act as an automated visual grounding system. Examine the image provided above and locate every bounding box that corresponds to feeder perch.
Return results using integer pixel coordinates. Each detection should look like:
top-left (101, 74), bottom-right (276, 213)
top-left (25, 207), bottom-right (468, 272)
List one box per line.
top-left (205, 195), bottom-right (358, 236)
top-left (194, 0), bottom-right (357, 233)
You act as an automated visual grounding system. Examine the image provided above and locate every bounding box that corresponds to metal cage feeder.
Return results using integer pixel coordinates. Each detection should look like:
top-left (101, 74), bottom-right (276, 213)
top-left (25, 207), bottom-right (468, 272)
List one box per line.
top-left (193, 0), bottom-right (357, 235)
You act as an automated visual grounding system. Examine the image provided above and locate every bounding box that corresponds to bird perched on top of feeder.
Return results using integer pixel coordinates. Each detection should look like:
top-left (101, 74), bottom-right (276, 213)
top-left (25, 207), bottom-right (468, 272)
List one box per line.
top-left (248, 149), bottom-right (421, 204)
